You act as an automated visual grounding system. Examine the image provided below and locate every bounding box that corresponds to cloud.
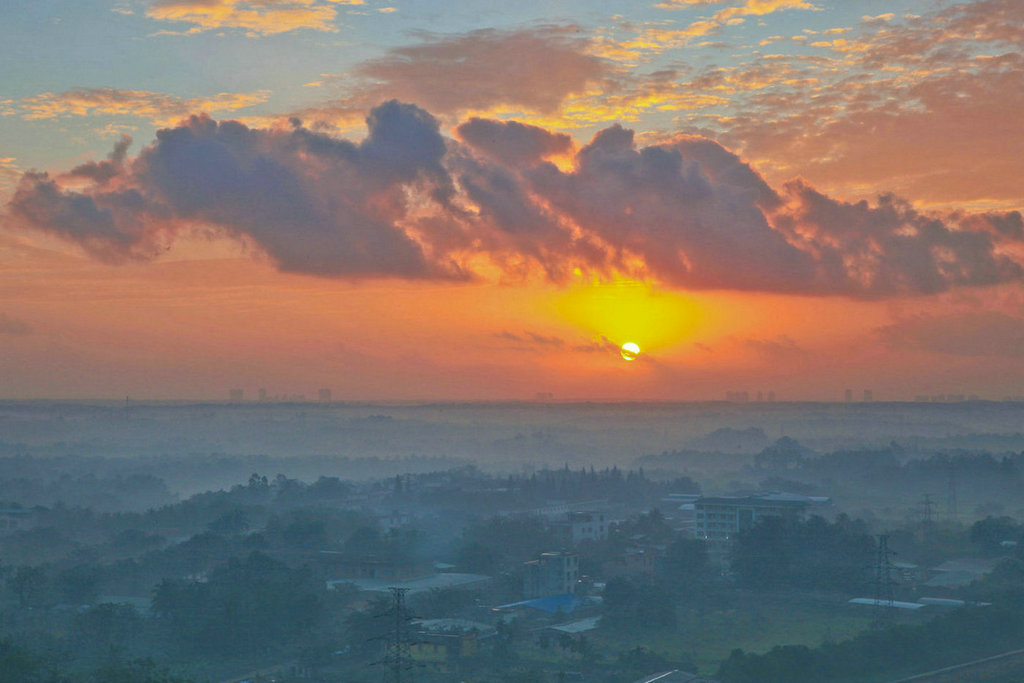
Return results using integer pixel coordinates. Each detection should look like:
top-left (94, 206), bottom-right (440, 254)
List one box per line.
top-left (63, 135), bottom-right (133, 184)
top-left (879, 312), bottom-right (1024, 358)
top-left (145, 0), bottom-right (364, 36)
top-left (743, 335), bottom-right (807, 360)
top-left (0, 314), bottom-right (33, 336)
top-left (7, 102), bottom-right (1024, 297)
top-left (494, 331), bottom-right (566, 350)
top-left (456, 118), bottom-right (573, 167)
top-left (7, 101), bottom-right (464, 277)
top-left (301, 26), bottom-right (613, 122)
top-left (18, 88), bottom-right (270, 125)
top-left (654, 0), bottom-right (818, 38)
top-left (0, 157), bottom-right (21, 194)
top-left (691, 1), bottom-right (1024, 207)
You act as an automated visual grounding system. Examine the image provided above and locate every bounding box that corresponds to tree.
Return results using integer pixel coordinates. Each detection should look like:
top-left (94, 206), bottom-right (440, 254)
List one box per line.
top-left (9, 566), bottom-right (48, 608)
top-left (58, 564), bottom-right (100, 604)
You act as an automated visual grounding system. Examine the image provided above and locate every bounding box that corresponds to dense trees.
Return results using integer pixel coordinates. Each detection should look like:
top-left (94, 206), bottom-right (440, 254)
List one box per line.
top-left (152, 552), bottom-right (326, 656)
top-left (731, 515), bottom-right (874, 592)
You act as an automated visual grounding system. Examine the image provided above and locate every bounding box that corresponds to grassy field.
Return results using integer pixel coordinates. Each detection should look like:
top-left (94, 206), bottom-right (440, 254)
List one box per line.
top-left (582, 592), bottom-right (877, 675)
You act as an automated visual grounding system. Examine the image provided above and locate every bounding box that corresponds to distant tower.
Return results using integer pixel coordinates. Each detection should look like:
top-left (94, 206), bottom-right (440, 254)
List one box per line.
top-left (845, 389), bottom-right (853, 402)
top-left (258, 387), bottom-right (267, 402)
top-left (767, 391), bottom-right (776, 402)
top-left (872, 535), bottom-right (896, 626)
top-left (863, 389), bottom-right (873, 402)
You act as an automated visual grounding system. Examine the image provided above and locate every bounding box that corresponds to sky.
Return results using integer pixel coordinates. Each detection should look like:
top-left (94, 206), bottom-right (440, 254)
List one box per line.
top-left (1, 0), bottom-right (1023, 402)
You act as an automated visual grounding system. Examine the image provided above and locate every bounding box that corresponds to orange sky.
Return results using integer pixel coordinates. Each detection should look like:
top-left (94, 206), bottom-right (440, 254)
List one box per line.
top-left (2, 1), bottom-right (1024, 401)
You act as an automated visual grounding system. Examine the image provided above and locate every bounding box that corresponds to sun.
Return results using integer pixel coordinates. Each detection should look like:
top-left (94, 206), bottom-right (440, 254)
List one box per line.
top-left (620, 341), bottom-right (640, 361)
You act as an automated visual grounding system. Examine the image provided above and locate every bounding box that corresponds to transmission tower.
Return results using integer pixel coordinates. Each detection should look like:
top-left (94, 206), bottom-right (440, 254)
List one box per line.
top-left (872, 534), bottom-right (897, 627)
top-left (374, 587), bottom-right (417, 683)
top-left (921, 493), bottom-right (936, 525)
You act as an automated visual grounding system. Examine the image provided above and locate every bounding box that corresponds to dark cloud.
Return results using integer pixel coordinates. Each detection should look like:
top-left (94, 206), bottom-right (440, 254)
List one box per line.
top-left (456, 118), bottom-right (573, 167)
top-left (779, 182), bottom-right (1023, 296)
top-left (878, 312), bottom-right (1024, 358)
top-left (494, 331), bottom-right (566, 349)
top-left (7, 103), bottom-right (1024, 296)
top-left (527, 125), bottom-right (820, 291)
top-left (64, 135), bottom-right (132, 185)
top-left (8, 101), bottom-right (466, 278)
top-left (0, 313), bottom-right (33, 336)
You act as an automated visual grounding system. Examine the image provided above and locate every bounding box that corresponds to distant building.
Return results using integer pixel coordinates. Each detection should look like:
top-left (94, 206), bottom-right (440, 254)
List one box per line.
top-left (258, 387), bottom-right (267, 401)
top-left (523, 551), bottom-right (579, 598)
top-left (552, 511), bottom-right (610, 544)
top-left (694, 493), bottom-right (824, 545)
top-left (844, 389), bottom-right (853, 402)
top-left (318, 388), bottom-right (332, 402)
top-left (603, 548), bottom-right (658, 580)
top-left (726, 391), bottom-right (749, 402)
top-left (863, 389), bottom-right (873, 402)
top-left (229, 388), bottom-right (243, 402)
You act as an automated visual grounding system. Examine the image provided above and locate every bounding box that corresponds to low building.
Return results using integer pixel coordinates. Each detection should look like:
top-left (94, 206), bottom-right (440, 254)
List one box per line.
top-left (603, 548), bottom-right (658, 580)
top-left (409, 632), bottom-right (478, 674)
top-left (694, 492), bottom-right (825, 545)
top-left (523, 551), bottom-right (579, 598)
top-left (551, 511), bottom-right (612, 545)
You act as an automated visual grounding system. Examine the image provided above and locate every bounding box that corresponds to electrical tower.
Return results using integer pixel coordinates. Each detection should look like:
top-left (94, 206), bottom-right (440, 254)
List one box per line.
top-left (872, 534), bottom-right (897, 627)
top-left (918, 493), bottom-right (936, 529)
top-left (375, 587), bottom-right (416, 683)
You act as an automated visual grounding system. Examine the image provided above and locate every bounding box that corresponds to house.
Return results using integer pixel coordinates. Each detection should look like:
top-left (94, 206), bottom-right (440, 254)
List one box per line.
top-left (523, 551), bottom-right (579, 598)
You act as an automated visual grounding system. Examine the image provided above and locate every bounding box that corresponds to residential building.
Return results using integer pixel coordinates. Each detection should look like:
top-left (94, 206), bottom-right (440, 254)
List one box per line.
top-left (523, 551), bottom-right (579, 598)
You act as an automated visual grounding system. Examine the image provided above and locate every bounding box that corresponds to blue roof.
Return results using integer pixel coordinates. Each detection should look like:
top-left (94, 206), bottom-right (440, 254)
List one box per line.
top-left (495, 593), bottom-right (582, 614)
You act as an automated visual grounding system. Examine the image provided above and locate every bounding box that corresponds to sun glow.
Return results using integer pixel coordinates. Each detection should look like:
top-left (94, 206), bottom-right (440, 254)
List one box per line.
top-left (555, 278), bottom-right (703, 355)
top-left (620, 341), bottom-right (640, 361)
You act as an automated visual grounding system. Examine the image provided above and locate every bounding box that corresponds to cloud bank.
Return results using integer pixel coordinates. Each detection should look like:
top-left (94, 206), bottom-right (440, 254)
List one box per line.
top-left (7, 101), bottom-right (1024, 297)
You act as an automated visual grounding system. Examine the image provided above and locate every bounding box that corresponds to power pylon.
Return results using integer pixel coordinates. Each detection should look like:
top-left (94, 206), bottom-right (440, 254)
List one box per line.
top-left (375, 587), bottom-right (416, 683)
top-left (872, 534), bottom-right (897, 627)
